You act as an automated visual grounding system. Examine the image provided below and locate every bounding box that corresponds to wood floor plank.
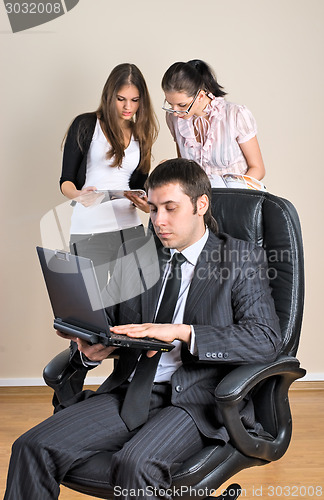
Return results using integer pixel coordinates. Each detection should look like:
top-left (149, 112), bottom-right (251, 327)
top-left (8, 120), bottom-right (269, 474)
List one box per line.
top-left (1, 383), bottom-right (323, 499)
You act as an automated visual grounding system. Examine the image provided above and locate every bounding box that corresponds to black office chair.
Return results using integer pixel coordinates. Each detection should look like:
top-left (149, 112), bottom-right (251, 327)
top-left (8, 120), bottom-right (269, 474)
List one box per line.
top-left (43, 189), bottom-right (306, 499)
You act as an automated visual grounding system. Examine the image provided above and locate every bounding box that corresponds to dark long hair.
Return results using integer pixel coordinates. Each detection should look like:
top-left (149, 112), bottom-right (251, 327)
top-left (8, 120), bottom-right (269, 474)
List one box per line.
top-left (162, 59), bottom-right (226, 98)
top-left (96, 63), bottom-right (159, 173)
top-left (146, 159), bottom-right (218, 234)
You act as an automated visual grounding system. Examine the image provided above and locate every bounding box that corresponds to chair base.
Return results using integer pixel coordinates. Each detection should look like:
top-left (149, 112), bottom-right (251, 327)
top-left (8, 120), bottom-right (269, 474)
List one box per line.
top-left (213, 483), bottom-right (242, 499)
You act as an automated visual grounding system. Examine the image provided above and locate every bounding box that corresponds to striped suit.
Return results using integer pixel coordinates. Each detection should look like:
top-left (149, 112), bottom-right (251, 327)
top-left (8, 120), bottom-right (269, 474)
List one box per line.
top-left (4, 231), bottom-right (281, 500)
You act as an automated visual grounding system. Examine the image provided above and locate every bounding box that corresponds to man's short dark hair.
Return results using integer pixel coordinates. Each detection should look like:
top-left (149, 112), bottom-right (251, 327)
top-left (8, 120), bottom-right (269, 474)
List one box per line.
top-left (146, 158), bottom-right (218, 234)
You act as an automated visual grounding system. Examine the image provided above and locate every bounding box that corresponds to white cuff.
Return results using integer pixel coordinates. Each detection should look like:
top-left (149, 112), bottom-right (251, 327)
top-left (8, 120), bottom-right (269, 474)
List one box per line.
top-left (189, 325), bottom-right (198, 356)
top-left (80, 352), bottom-right (101, 368)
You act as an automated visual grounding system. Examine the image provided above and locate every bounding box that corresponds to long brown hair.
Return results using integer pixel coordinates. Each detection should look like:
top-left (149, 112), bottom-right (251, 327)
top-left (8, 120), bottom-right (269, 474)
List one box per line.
top-left (97, 63), bottom-right (159, 173)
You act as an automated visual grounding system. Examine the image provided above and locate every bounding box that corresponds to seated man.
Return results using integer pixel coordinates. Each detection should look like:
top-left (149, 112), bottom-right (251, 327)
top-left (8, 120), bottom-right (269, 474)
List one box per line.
top-left (4, 159), bottom-right (282, 500)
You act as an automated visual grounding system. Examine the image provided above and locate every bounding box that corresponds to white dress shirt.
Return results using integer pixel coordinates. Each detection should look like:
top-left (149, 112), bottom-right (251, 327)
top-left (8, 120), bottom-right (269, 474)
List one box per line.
top-left (153, 228), bottom-right (209, 382)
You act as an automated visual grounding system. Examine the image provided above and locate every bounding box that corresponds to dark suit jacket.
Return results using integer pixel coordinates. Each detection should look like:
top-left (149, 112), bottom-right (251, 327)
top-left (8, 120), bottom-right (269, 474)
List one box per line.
top-left (92, 230), bottom-right (282, 440)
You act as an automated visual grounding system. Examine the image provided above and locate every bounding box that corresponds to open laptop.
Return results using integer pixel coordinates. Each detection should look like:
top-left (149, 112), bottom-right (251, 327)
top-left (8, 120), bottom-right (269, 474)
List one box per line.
top-left (36, 247), bottom-right (174, 352)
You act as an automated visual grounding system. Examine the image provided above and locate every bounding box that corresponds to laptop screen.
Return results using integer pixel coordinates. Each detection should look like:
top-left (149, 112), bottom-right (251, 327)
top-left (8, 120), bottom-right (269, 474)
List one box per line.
top-left (37, 247), bottom-right (110, 335)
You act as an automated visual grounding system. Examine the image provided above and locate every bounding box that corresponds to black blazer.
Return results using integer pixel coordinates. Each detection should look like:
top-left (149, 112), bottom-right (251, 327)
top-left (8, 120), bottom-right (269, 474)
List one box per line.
top-left (96, 231), bottom-right (282, 440)
top-left (59, 112), bottom-right (148, 192)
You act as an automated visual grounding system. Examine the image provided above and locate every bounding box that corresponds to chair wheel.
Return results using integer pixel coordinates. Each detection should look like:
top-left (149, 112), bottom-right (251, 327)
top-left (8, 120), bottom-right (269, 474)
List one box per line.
top-left (212, 483), bottom-right (242, 499)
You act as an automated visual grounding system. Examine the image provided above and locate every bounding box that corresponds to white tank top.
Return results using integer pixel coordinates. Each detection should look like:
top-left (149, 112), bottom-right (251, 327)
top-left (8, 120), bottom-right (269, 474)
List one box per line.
top-left (70, 119), bottom-right (142, 234)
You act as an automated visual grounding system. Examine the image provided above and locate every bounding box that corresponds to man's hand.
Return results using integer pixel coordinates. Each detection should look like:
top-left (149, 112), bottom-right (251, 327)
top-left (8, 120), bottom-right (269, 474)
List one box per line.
top-left (110, 323), bottom-right (191, 358)
top-left (56, 330), bottom-right (77, 341)
top-left (75, 338), bottom-right (117, 361)
top-left (56, 330), bottom-right (117, 361)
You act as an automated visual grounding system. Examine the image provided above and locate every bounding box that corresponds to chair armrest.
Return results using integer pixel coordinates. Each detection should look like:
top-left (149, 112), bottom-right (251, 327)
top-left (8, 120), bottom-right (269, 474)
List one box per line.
top-left (43, 349), bottom-right (92, 407)
top-left (215, 356), bottom-right (305, 401)
top-left (43, 349), bottom-right (75, 386)
top-left (43, 348), bottom-right (119, 390)
top-left (215, 355), bottom-right (306, 461)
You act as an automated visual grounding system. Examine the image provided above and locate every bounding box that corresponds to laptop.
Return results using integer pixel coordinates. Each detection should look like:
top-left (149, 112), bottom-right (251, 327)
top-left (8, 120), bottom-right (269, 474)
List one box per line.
top-left (36, 247), bottom-right (174, 352)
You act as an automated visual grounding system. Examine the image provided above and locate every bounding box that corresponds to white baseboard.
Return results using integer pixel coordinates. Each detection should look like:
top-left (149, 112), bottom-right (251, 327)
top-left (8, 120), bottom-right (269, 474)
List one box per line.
top-left (299, 372), bottom-right (324, 382)
top-left (0, 373), bottom-right (323, 387)
top-left (0, 376), bottom-right (107, 387)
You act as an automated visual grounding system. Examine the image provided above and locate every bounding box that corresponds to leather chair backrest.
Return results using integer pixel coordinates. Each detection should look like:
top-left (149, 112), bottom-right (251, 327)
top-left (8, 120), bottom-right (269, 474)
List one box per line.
top-left (210, 189), bottom-right (304, 357)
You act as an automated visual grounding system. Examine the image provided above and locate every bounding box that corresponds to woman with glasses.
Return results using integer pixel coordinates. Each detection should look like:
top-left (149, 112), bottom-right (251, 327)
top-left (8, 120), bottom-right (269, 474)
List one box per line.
top-left (60, 63), bottom-right (158, 290)
top-left (162, 60), bottom-right (265, 185)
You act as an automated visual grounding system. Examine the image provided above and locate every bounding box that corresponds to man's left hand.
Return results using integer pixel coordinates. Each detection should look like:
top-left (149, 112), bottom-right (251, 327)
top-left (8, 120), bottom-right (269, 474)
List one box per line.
top-left (110, 323), bottom-right (191, 358)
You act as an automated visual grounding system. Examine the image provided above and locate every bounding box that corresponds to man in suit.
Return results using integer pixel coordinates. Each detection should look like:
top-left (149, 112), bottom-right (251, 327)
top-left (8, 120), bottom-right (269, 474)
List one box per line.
top-left (4, 159), bottom-right (281, 500)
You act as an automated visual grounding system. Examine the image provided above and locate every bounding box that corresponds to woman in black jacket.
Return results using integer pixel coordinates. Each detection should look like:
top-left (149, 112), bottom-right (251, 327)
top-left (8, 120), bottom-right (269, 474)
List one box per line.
top-left (60, 63), bottom-right (159, 289)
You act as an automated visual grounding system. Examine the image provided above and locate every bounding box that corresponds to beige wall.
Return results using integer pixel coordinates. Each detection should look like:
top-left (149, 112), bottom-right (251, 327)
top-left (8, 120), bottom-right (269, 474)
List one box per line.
top-left (0, 0), bottom-right (323, 384)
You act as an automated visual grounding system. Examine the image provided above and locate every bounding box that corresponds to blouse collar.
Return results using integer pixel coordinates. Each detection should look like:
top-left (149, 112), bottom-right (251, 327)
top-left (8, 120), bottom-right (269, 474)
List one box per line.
top-left (177, 96), bottom-right (226, 151)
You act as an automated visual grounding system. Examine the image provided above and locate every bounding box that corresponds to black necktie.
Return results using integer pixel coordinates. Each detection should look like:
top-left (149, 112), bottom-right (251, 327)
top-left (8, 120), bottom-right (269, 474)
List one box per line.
top-left (120, 252), bottom-right (186, 430)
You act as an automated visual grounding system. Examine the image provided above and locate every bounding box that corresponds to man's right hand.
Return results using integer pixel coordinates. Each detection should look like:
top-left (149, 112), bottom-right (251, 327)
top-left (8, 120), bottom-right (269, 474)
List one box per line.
top-left (56, 330), bottom-right (117, 361)
top-left (56, 330), bottom-right (78, 341)
top-left (75, 337), bottom-right (117, 361)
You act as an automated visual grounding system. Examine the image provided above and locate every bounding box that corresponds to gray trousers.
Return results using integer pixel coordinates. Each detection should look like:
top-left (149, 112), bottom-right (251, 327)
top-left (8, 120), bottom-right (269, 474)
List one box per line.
top-left (70, 225), bottom-right (144, 290)
top-left (3, 385), bottom-right (206, 500)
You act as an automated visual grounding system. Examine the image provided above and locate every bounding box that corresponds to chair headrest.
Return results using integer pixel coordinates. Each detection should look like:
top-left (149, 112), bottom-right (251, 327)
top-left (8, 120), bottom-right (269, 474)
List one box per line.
top-left (211, 189), bottom-right (264, 246)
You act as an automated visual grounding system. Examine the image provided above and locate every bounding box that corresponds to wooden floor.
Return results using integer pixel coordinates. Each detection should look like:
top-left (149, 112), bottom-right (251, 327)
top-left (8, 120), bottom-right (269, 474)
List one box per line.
top-left (1, 382), bottom-right (323, 499)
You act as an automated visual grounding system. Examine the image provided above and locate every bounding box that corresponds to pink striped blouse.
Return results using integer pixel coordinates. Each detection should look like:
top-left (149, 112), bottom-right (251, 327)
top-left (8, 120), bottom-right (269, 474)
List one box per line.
top-left (166, 96), bottom-right (257, 177)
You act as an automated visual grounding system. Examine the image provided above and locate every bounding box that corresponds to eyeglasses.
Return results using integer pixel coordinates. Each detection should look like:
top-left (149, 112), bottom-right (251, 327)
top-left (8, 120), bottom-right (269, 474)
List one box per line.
top-left (162, 89), bottom-right (201, 115)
